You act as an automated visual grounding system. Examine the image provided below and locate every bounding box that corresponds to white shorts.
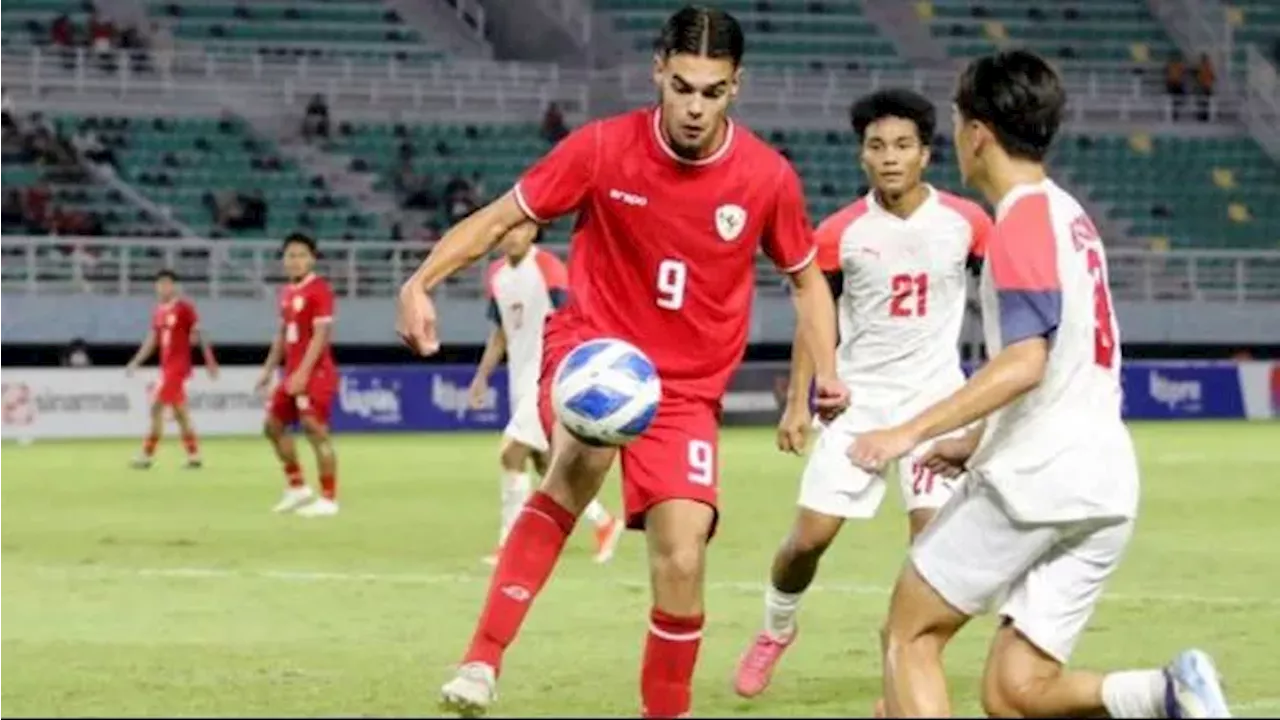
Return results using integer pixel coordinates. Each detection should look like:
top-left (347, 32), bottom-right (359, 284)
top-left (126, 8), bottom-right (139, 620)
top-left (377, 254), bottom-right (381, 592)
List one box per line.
top-left (503, 391), bottom-right (548, 453)
top-left (910, 479), bottom-right (1134, 663)
top-left (798, 414), bottom-right (964, 519)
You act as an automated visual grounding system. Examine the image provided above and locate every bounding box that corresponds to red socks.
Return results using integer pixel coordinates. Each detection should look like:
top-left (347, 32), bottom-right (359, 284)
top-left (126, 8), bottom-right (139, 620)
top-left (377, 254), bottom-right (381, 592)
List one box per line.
top-left (641, 608), bottom-right (704, 719)
top-left (463, 491), bottom-right (576, 672)
top-left (181, 432), bottom-right (199, 458)
top-left (320, 472), bottom-right (337, 500)
top-left (141, 433), bottom-right (159, 457)
top-left (283, 461), bottom-right (304, 488)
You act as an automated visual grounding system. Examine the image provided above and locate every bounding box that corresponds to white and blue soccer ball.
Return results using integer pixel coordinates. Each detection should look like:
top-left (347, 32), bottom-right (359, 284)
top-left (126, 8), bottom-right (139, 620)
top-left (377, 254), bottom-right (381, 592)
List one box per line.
top-left (551, 338), bottom-right (661, 447)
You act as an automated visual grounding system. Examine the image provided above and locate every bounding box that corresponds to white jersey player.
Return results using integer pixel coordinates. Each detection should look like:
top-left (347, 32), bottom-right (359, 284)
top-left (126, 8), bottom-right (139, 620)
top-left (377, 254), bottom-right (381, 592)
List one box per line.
top-left (467, 222), bottom-right (624, 565)
top-left (850, 50), bottom-right (1229, 719)
top-left (734, 89), bottom-right (991, 700)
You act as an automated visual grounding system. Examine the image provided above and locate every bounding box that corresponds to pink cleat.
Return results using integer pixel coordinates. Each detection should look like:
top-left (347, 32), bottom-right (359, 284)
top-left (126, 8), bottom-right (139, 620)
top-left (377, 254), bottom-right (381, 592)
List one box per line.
top-left (733, 629), bottom-right (796, 698)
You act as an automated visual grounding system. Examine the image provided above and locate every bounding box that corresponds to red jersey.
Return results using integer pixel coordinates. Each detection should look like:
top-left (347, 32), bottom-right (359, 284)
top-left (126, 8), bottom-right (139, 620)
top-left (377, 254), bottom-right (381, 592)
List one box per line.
top-left (279, 274), bottom-right (337, 377)
top-left (153, 299), bottom-right (198, 376)
top-left (513, 108), bottom-right (816, 401)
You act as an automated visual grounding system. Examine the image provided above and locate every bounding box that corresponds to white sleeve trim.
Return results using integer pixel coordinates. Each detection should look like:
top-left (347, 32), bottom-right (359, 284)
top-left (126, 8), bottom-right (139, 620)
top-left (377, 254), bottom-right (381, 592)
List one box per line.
top-left (779, 246), bottom-right (818, 275)
top-left (313, 316), bottom-right (334, 324)
top-left (512, 184), bottom-right (544, 223)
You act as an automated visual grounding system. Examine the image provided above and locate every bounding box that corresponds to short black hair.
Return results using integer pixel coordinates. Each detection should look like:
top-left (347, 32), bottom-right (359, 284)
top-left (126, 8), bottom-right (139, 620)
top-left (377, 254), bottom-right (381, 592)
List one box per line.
top-left (954, 50), bottom-right (1065, 162)
top-left (655, 5), bottom-right (745, 67)
top-left (850, 89), bottom-right (936, 145)
top-left (281, 232), bottom-right (318, 256)
top-left (155, 269), bottom-right (178, 282)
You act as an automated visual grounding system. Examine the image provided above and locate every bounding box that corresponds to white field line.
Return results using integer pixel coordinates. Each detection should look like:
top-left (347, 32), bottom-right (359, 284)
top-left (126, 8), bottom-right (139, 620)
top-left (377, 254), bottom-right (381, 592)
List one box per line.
top-left (29, 563), bottom-right (1280, 608)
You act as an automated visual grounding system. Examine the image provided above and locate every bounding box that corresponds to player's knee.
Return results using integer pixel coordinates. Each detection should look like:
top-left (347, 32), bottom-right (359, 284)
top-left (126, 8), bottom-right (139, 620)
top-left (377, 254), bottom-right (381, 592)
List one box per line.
top-left (785, 525), bottom-right (835, 561)
top-left (650, 541), bottom-right (704, 590)
top-left (263, 419), bottom-right (283, 440)
top-left (981, 666), bottom-right (1042, 719)
top-left (980, 682), bottom-right (1023, 719)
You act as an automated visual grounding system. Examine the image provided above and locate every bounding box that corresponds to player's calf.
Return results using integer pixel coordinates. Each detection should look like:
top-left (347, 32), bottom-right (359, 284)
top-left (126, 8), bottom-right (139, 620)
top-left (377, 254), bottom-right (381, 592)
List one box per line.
top-left (296, 416), bottom-right (338, 516)
top-left (642, 500), bottom-right (712, 718)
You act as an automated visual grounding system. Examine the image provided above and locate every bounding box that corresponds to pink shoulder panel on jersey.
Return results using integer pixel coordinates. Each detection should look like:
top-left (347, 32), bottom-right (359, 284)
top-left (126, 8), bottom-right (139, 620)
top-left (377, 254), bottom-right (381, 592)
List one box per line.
top-left (484, 259), bottom-right (504, 299)
top-left (814, 198), bottom-right (870, 272)
top-left (937, 191), bottom-right (994, 257)
top-left (533, 249), bottom-right (569, 290)
top-left (513, 121), bottom-right (602, 223)
top-left (990, 193), bottom-right (1059, 291)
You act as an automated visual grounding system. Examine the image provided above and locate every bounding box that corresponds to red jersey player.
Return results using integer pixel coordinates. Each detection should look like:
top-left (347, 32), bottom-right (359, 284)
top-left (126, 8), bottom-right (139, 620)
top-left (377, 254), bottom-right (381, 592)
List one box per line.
top-left (397, 7), bottom-right (847, 717)
top-left (125, 269), bottom-right (218, 469)
top-left (255, 233), bottom-right (341, 518)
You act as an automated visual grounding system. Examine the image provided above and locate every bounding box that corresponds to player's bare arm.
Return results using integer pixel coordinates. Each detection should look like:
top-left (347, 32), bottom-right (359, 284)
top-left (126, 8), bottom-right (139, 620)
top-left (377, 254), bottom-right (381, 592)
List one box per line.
top-left (849, 336), bottom-right (1048, 470)
top-left (192, 329), bottom-right (219, 379)
top-left (256, 325), bottom-right (286, 393)
top-left (286, 319), bottom-right (333, 396)
top-left (787, 261), bottom-right (848, 420)
top-left (397, 192), bottom-right (532, 356)
top-left (469, 326), bottom-right (507, 409)
top-left (125, 330), bottom-right (157, 375)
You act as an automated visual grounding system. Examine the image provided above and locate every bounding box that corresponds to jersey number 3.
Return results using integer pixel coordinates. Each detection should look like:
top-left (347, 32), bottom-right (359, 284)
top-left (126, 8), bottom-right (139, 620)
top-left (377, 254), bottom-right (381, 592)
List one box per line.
top-left (1087, 248), bottom-right (1117, 368)
top-left (889, 273), bottom-right (929, 317)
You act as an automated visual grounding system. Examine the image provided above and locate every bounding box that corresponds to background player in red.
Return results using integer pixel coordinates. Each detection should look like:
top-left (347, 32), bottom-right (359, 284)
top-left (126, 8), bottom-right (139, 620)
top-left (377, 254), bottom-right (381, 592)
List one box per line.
top-left (255, 233), bottom-right (341, 518)
top-left (125, 269), bottom-right (218, 469)
top-left (397, 7), bottom-right (848, 717)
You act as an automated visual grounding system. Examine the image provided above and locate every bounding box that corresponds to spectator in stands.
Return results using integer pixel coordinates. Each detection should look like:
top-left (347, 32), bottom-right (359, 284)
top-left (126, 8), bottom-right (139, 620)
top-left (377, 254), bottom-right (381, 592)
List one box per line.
top-left (470, 171), bottom-right (487, 202)
top-left (540, 102), bottom-right (569, 144)
top-left (240, 190), bottom-right (268, 231)
top-left (88, 11), bottom-right (117, 71)
top-left (302, 94), bottom-right (331, 142)
top-left (73, 126), bottom-right (116, 167)
top-left (50, 13), bottom-right (77, 68)
top-left (148, 21), bottom-right (176, 75)
top-left (23, 183), bottom-right (51, 234)
top-left (63, 338), bottom-right (93, 368)
top-left (2, 189), bottom-right (24, 229)
top-left (1, 91), bottom-right (13, 134)
top-left (1163, 53), bottom-right (1187, 121)
top-left (1194, 53), bottom-right (1216, 122)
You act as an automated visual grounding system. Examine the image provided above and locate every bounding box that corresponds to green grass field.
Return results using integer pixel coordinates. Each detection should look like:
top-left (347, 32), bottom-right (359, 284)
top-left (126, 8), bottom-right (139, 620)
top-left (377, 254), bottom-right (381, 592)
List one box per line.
top-left (3, 423), bottom-right (1278, 717)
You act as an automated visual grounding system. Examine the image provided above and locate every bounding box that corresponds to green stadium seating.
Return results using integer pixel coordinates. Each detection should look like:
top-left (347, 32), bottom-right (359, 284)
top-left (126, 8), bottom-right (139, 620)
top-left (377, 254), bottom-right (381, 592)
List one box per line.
top-left (594, 0), bottom-right (911, 71)
top-left (923, 0), bottom-right (1179, 77)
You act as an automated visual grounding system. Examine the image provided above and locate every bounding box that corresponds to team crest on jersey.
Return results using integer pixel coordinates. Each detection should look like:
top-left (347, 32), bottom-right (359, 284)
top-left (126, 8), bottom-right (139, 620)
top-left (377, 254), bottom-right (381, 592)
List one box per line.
top-left (165, 314), bottom-right (175, 327)
top-left (292, 295), bottom-right (305, 312)
top-left (714, 204), bottom-right (747, 242)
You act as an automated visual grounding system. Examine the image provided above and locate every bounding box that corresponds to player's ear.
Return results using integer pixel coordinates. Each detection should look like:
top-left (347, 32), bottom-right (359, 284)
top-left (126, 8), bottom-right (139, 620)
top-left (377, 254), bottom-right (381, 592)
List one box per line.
top-left (920, 144), bottom-right (932, 169)
top-left (651, 53), bottom-right (665, 90)
top-left (729, 66), bottom-right (742, 100)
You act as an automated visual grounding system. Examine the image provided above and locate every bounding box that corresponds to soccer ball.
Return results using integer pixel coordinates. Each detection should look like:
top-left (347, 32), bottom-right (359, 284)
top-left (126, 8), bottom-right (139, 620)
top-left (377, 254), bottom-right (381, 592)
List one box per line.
top-left (551, 338), bottom-right (661, 447)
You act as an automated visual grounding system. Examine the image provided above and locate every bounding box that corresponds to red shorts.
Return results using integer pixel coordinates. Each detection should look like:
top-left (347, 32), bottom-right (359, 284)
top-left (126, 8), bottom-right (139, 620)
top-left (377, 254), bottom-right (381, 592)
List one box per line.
top-left (268, 373), bottom-right (337, 427)
top-left (152, 370), bottom-right (189, 406)
top-left (538, 324), bottom-right (721, 534)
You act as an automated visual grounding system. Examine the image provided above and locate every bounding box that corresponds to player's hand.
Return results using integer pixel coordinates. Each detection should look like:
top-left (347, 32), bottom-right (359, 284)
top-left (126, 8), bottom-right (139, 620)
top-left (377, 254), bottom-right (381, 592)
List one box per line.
top-left (284, 372), bottom-right (308, 396)
top-left (919, 435), bottom-right (978, 478)
top-left (848, 425), bottom-right (918, 473)
top-left (254, 372), bottom-right (272, 397)
top-left (467, 377), bottom-right (489, 410)
top-left (206, 365), bottom-right (220, 381)
top-left (396, 285), bottom-right (440, 356)
top-left (776, 401), bottom-right (812, 455)
top-left (812, 375), bottom-right (850, 422)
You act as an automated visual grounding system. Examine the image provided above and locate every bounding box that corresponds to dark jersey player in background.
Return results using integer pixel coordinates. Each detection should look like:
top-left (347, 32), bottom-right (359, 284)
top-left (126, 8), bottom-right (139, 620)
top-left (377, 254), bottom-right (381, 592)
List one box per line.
top-left (397, 6), bottom-right (848, 718)
top-left (256, 233), bottom-right (341, 518)
top-left (126, 269), bottom-right (219, 469)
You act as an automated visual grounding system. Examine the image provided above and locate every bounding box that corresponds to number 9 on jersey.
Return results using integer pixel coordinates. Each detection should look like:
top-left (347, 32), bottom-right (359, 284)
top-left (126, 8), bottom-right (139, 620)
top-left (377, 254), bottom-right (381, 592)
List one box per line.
top-left (551, 338), bottom-right (662, 447)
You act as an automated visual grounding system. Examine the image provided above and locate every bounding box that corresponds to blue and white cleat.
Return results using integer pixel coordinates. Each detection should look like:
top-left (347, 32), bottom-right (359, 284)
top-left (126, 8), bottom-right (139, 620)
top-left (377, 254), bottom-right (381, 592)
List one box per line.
top-left (1165, 649), bottom-right (1231, 718)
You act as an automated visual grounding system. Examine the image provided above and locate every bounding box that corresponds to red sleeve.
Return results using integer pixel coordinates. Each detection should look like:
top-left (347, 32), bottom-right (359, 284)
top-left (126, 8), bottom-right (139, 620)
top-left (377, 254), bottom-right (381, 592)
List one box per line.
top-left (761, 160), bottom-right (817, 273)
top-left (311, 281), bottom-right (335, 324)
top-left (184, 301), bottom-right (200, 330)
top-left (533, 250), bottom-right (569, 291)
top-left (513, 123), bottom-right (600, 223)
top-left (956, 198), bottom-right (994, 257)
top-left (990, 194), bottom-right (1062, 343)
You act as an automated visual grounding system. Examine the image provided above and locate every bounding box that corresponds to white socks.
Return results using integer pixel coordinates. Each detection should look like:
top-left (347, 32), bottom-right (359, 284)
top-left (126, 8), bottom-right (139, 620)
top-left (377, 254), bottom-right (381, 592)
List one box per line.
top-left (1101, 669), bottom-right (1168, 718)
top-left (583, 499), bottom-right (612, 527)
top-left (499, 471), bottom-right (531, 546)
top-left (764, 585), bottom-right (803, 641)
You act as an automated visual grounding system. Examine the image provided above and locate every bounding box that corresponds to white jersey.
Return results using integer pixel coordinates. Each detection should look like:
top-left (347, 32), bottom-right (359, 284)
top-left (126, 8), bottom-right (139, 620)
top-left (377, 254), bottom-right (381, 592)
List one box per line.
top-left (816, 186), bottom-right (991, 410)
top-left (968, 179), bottom-right (1138, 523)
top-left (485, 246), bottom-right (569, 405)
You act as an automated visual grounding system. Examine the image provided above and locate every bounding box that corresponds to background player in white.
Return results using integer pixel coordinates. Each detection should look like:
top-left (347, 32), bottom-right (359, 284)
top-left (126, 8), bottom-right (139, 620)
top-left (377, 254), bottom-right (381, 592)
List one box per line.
top-left (850, 50), bottom-right (1230, 719)
top-left (467, 221), bottom-right (624, 565)
top-left (733, 89), bottom-right (992, 699)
